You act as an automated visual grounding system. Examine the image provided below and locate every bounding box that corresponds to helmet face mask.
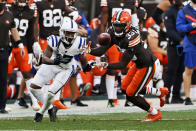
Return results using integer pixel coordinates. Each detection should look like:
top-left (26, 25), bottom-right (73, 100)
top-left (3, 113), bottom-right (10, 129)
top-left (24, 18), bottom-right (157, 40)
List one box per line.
top-left (60, 30), bottom-right (77, 46)
top-left (111, 10), bottom-right (131, 37)
top-left (112, 22), bottom-right (126, 37)
top-left (15, 0), bottom-right (28, 9)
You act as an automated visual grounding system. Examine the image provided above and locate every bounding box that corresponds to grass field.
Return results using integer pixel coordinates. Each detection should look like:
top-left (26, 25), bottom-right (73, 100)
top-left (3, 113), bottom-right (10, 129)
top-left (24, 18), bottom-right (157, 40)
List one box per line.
top-left (0, 110), bottom-right (196, 130)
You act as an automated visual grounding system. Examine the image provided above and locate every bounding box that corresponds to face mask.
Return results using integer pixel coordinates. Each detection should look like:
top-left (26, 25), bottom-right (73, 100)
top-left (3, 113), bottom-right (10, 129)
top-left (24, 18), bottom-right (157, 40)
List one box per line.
top-left (0, 3), bottom-right (5, 12)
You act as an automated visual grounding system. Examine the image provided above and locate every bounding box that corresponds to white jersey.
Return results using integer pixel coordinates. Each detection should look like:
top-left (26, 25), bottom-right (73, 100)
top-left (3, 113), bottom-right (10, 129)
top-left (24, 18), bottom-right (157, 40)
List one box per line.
top-left (47, 35), bottom-right (86, 69)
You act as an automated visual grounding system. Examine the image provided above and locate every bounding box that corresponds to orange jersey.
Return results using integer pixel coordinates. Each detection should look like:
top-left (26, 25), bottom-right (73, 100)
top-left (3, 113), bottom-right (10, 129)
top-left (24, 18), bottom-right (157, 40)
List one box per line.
top-left (39, 38), bottom-right (48, 52)
top-left (8, 46), bottom-right (31, 74)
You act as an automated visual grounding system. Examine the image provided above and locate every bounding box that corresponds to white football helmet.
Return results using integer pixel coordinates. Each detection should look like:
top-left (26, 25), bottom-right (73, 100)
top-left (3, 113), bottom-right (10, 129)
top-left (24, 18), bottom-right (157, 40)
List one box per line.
top-left (59, 17), bottom-right (78, 46)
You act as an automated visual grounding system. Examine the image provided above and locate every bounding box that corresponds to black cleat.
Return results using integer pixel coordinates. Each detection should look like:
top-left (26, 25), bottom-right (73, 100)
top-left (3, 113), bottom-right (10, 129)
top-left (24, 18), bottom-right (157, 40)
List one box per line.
top-left (15, 98), bottom-right (29, 108)
top-left (33, 113), bottom-right (43, 122)
top-left (0, 109), bottom-right (8, 114)
top-left (185, 97), bottom-right (193, 105)
top-left (71, 99), bottom-right (88, 106)
top-left (48, 106), bottom-right (58, 122)
top-left (107, 99), bottom-right (115, 108)
top-left (124, 100), bottom-right (133, 107)
top-left (171, 97), bottom-right (184, 104)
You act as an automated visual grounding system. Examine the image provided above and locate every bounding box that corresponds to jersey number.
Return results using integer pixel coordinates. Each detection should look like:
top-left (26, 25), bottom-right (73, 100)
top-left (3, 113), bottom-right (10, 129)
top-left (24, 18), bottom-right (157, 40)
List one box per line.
top-left (43, 9), bottom-right (62, 27)
top-left (14, 19), bottom-right (29, 37)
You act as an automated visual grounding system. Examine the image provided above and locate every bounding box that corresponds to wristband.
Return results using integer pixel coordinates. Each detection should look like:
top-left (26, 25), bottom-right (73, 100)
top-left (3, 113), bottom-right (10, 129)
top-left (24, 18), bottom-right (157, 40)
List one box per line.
top-left (15, 40), bottom-right (24, 48)
top-left (18, 43), bottom-right (24, 48)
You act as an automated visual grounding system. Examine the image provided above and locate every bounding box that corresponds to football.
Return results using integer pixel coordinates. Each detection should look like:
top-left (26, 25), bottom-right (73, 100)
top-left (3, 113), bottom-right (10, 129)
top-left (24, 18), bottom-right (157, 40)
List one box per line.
top-left (98, 33), bottom-right (111, 46)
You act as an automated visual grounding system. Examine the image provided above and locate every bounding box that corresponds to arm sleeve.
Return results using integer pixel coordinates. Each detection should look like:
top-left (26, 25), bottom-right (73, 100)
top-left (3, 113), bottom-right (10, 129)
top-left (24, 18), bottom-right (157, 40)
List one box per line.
top-left (90, 43), bottom-right (113, 56)
top-left (107, 49), bottom-right (133, 69)
top-left (78, 11), bottom-right (92, 36)
top-left (164, 10), bottom-right (183, 42)
top-left (26, 17), bottom-right (36, 53)
top-left (10, 13), bottom-right (16, 29)
top-left (176, 9), bottom-right (194, 33)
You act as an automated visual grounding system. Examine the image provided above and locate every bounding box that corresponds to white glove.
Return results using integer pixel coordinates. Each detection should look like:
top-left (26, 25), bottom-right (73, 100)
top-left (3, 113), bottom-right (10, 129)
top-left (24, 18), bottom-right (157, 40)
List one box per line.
top-left (88, 60), bottom-right (96, 68)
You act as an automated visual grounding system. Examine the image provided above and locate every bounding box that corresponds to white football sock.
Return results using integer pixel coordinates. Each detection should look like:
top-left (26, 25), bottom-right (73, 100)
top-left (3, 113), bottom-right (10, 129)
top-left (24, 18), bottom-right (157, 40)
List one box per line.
top-left (30, 87), bottom-right (44, 103)
top-left (93, 76), bottom-right (101, 86)
top-left (77, 73), bottom-right (83, 86)
top-left (113, 86), bottom-right (118, 99)
top-left (148, 107), bottom-right (158, 115)
top-left (26, 78), bottom-right (38, 103)
top-left (53, 90), bottom-right (61, 101)
top-left (106, 75), bottom-right (115, 99)
top-left (38, 92), bottom-right (54, 114)
top-left (146, 86), bottom-right (161, 96)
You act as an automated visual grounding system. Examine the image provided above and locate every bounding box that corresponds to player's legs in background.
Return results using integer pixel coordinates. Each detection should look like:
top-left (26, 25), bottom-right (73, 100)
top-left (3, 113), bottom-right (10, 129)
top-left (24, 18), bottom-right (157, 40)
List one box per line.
top-left (105, 45), bottom-right (120, 107)
top-left (70, 75), bottom-right (88, 106)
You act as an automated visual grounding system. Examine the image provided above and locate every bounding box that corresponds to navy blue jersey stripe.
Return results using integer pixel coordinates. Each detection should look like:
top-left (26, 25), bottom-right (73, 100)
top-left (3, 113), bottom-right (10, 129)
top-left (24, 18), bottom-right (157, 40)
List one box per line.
top-left (82, 38), bottom-right (86, 48)
top-left (51, 35), bottom-right (54, 47)
top-left (54, 35), bottom-right (58, 47)
top-left (71, 20), bottom-right (73, 28)
top-left (78, 37), bottom-right (82, 49)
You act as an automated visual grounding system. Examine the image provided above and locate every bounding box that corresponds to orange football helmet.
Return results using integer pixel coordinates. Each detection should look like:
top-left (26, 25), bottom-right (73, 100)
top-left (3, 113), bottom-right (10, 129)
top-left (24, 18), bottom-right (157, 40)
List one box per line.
top-left (111, 10), bottom-right (132, 37)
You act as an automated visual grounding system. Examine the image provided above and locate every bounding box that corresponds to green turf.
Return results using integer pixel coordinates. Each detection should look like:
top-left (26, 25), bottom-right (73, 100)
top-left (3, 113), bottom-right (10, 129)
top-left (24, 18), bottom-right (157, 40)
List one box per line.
top-left (0, 110), bottom-right (196, 130)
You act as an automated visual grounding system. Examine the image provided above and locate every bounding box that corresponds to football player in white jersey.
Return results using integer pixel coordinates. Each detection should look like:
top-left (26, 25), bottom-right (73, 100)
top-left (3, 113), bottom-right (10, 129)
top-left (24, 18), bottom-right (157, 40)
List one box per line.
top-left (30, 17), bottom-right (92, 122)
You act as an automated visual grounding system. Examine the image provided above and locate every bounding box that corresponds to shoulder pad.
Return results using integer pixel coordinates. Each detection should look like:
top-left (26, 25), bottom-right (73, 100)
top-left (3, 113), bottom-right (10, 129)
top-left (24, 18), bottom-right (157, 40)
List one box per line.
top-left (77, 36), bottom-right (87, 50)
top-left (47, 35), bottom-right (60, 49)
top-left (126, 31), bottom-right (141, 48)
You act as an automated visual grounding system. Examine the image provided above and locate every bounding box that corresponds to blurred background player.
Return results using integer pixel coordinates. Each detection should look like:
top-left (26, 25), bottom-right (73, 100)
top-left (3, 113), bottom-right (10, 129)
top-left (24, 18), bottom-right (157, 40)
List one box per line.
top-left (100, 0), bottom-right (136, 107)
top-left (163, 0), bottom-right (185, 104)
top-left (65, 0), bottom-right (91, 106)
top-left (0, 0), bottom-right (25, 113)
top-left (176, 0), bottom-right (196, 105)
top-left (7, 0), bottom-right (40, 110)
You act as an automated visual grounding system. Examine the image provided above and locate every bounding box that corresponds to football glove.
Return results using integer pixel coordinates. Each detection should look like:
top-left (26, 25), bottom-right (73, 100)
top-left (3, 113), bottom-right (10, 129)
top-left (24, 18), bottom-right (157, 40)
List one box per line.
top-left (86, 41), bottom-right (91, 54)
top-left (83, 63), bottom-right (92, 72)
top-left (54, 54), bottom-right (63, 65)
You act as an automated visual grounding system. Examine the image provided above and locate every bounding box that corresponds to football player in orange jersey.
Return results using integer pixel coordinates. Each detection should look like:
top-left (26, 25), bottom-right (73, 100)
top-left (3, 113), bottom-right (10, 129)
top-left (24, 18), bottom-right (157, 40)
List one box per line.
top-left (8, 0), bottom-right (39, 110)
top-left (87, 10), bottom-right (169, 122)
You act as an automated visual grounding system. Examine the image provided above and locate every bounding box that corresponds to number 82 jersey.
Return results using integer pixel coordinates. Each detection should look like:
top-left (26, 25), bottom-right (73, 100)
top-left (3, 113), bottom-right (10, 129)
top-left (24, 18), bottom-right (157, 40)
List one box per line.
top-left (36, 0), bottom-right (66, 40)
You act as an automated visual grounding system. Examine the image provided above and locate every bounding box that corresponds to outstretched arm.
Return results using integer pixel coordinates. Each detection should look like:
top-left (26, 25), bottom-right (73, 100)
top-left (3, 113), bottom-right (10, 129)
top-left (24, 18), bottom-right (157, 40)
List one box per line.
top-left (107, 50), bottom-right (133, 69)
top-left (88, 41), bottom-right (113, 56)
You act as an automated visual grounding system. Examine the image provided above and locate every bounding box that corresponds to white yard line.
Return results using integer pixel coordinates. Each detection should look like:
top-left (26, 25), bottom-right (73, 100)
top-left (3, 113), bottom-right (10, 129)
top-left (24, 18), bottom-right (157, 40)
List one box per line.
top-left (0, 98), bottom-right (196, 118)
